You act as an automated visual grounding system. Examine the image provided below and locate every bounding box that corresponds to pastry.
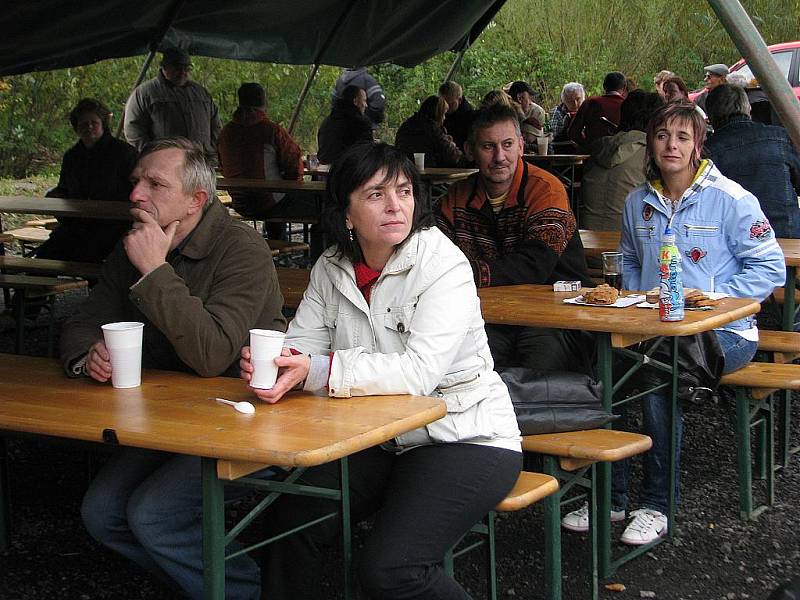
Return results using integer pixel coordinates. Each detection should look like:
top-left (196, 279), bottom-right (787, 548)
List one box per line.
top-left (583, 284), bottom-right (619, 305)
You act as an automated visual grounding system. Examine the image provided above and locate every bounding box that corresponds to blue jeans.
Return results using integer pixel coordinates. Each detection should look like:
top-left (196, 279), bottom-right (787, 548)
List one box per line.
top-left (611, 330), bottom-right (757, 515)
top-left (81, 448), bottom-right (280, 600)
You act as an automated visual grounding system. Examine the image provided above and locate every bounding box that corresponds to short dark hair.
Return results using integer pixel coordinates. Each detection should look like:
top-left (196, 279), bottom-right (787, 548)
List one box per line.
top-left (467, 105), bottom-right (522, 148)
top-left (508, 80), bottom-right (535, 100)
top-left (619, 90), bottom-right (664, 132)
top-left (336, 85), bottom-right (363, 111)
top-left (237, 82), bottom-right (266, 108)
top-left (69, 98), bottom-right (112, 131)
top-left (662, 76), bottom-right (690, 100)
top-left (645, 102), bottom-right (707, 181)
top-left (603, 71), bottom-right (627, 93)
top-left (322, 142), bottom-right (433, 263)
top-left (419, 95), bottom-right (448, 123)
top-left (705, 84), bottom-right (751, 130)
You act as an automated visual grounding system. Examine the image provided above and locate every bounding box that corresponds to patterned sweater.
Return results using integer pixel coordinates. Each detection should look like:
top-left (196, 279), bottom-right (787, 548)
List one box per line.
top-left (436, 160), bottom-right (593, 288)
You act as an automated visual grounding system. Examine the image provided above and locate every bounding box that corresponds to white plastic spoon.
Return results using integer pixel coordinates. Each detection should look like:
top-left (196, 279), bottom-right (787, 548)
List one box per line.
top-left (213, 397), bottom-right (255, 414)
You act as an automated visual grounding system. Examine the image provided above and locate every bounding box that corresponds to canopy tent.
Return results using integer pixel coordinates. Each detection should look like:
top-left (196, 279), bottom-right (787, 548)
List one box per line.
top-left (0, 0), bottom-right (506, 76)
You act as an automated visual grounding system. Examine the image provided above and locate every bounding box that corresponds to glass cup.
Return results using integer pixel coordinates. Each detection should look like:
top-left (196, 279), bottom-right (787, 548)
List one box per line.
top-left (601, 251), bottom-right (623, 291)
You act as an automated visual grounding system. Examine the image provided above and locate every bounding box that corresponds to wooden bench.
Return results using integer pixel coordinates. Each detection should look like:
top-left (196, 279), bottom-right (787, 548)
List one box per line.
top-left (0, 274), bottom-right (87, 355)
top-left (522, 429), bottom-right (652, 600)
top-left (23, 218), bottom-right (58, 230)
top-left (265, 239), bottom-right (310, 256)
top-left (445, 471), bottom-right (559, 600)
top-left (4, 227), bottom-right (50, 256)
top-left (0, 256), bottom-right (102, 280)
top-left (719, 362), bottom-right (800, 520)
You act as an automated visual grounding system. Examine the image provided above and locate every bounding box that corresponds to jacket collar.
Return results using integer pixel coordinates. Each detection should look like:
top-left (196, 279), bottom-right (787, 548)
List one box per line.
top-left (644, 159), bottom-right (720, 215)
top-left (175, 199), bottom-right (229, 260)
top-left (469, 158), bottom-right (527, 212)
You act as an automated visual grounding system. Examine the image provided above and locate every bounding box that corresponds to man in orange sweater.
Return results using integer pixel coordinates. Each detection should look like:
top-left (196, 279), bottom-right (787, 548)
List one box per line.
top-left (436, 105), bottom-right (594, 372)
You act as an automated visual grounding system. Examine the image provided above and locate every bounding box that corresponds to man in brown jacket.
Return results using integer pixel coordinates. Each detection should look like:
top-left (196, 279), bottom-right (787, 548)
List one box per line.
top-left (60, 137), bottom-right (285, 599)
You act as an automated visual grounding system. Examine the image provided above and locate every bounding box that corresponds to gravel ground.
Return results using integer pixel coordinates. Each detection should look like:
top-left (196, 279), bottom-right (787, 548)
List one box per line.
top-left (0, 290), bottom-right (798, 599)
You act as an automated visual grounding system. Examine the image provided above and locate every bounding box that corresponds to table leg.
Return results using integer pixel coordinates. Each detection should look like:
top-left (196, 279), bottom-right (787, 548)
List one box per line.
top-left (13, 288), bottom-right (26, 354)
top-left (0, 435), bottom-right (9, 551)
top-left (783, 266), bottom-right (796, 332)
top-left (595, 333), bottom-right (613, 578)
top-left (667, 337), bottom-right (678, 539)
top-left (340, 457), bottom-right (354, 600)
top-left (202, 457), bottom-right (225, 600)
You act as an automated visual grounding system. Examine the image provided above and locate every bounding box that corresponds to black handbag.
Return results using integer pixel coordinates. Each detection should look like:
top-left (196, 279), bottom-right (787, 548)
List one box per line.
top-left (500, 368), bottom-right (617, 435)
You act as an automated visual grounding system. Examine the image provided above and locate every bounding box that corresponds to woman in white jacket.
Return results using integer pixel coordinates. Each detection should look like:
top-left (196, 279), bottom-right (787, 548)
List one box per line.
top-left (240, 142), bottom-right (521, 599)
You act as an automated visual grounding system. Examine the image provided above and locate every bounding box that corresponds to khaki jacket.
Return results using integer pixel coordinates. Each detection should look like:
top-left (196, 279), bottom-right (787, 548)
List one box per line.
top-left (61, 200), bottom-right (286, 377)
top-left (286, 227), bottom-right (521, 450)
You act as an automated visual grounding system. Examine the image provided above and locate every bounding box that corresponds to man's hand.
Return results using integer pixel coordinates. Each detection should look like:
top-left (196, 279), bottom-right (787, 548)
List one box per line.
top-left (123, 208), bottom-right (179, 275)
top-left (240, 347), bottom-right (310, 404)
top-left (86, 340), bottom-right (113, 383)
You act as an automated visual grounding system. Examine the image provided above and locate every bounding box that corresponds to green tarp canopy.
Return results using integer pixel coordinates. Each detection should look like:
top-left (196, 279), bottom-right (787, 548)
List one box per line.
top-left (0, 0), bottom-right (505, 75)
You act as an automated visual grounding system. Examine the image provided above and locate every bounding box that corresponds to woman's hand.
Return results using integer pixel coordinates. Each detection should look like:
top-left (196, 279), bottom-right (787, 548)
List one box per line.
top-left (240, 346), bottom-right (310, 404)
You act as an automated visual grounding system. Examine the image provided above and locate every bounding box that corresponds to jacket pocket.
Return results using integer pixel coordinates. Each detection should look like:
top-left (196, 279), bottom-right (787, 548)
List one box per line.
top-left (383, 301), bottom-right (416, 337)
top-left (424, 378), bottom-right (497, 443)
top-left (682, 222), bottom-right (721, 237)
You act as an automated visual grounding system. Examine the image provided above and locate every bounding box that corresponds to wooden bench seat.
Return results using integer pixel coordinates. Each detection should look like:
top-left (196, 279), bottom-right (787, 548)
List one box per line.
top-left (771, 287), bottom-right (800, 305)
top-left (719, 361), bottom-right (800, 520)
top-left (758, 330), bottom-right (800, 355)
top-left (265, 239), bottom-right (310, 255)
top-left (23, 218), bottom-right (58, 230)
top-left (446, 471), bottom-right (559, 600)
top-left (0, 256), bottom-right (102, 280)
top-left (5, 227), bottom-right (50, 243)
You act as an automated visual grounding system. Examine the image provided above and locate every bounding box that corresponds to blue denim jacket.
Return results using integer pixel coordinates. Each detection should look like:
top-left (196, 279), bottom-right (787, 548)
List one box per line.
top-left (620, 160), bottom-right (786, 332)
top-left (705, 116), bottom-right (800, 239)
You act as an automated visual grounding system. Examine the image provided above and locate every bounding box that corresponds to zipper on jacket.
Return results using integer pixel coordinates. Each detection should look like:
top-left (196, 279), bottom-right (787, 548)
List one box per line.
top-left (437, 373), bottom-right (481, 392)
top-left (635, 225), bottom-right (655, 237)
top-left (683, 224), bottom-right (719, 233)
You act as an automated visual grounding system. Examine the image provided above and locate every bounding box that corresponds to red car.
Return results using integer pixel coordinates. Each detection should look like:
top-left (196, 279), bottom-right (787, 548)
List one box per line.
top-left (689, 41), bottom-right (800, 102)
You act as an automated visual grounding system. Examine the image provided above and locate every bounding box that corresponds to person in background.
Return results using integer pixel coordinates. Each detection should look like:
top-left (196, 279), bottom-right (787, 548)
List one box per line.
top-left (62, 138), bottom-right (286, 599)
top-left (245, 142), bottom-right (521, 599)
top-left (436, 106), bottom-right (594, 374)
top-left (218, 82), bottom-right (304, 240)
top-left (509, 81), bottom-right (549, 154)
top-left (331, 67), bottom-right (386, 128)
top-left (394, 95), bottom-right (464, 167)
top-left (568, 71), bottom-right (627, 153)
top-left (550, 82), bottom-right (586, 143)
top-left (124, 48), bottom-right (220, 164)
top-left (662, 76), bottom-right (708, 120)
top-left (580, 90), bottom-right (664, 231)
top-left (562, 102), bottom-right (784, 545)
top-left (440, 80), bottom-right (475, 151)
top-left (36, 98), bottom-right (137, 264)
top-left (317, 85), bottom-right (373, 165)
top-left (653, 70), bottom-right (676, 99)
top-left (693, 63), bottom-right (728, 110)
top-left (705, 84), bottom-right (800, 239)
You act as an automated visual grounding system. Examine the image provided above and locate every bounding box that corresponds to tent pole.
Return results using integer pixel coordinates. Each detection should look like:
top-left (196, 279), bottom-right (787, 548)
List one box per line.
top-left (115, 0), bottom-right (187, 138)
top-left (706, 0), bottom-right (800, 148)
top-left (443, 44), bottom-right (468, 83)
top-left (288, 64), bottom-right (321, 135)
top-left (287, 0), bottom-right (359, 136)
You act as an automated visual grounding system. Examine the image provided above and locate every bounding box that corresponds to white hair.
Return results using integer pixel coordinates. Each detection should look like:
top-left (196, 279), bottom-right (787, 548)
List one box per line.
top-left (561, 82), bottom-right (585, 103)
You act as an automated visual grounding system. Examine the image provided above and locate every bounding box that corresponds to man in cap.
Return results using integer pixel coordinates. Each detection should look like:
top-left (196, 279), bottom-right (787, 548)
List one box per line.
top-left (124, 47), bottom-right (221, 164)
top-left (218, 82), bottom-right (304, 239)
top-left (694, 63), bottom-right (729, 110)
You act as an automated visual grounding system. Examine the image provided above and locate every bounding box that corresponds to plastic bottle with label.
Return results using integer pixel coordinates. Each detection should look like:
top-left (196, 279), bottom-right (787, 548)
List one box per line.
top-left (658, 226), bottom-right (684, 322)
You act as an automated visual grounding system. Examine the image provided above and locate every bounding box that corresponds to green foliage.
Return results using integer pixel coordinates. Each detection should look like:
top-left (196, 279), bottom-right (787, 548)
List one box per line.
top-left (0, 0), bottom-right (797, 178)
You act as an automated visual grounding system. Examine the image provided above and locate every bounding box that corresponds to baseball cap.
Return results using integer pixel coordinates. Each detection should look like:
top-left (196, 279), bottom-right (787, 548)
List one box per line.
top-left (704, 63), bottom-right (729, 77)
top-left (161, 47), bottom-right (192, 68)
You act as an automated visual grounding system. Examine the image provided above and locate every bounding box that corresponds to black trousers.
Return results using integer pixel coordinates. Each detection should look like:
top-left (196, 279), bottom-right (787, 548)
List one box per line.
top-left (262, 443), bottom-right (521, 599)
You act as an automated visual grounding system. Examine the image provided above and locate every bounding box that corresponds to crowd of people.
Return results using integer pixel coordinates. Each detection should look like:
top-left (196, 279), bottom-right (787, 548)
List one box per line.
top-left (22, 46), bottom-right (797, 598)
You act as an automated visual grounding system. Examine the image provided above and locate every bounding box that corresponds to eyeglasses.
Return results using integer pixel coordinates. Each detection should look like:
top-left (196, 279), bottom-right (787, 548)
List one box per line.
top-left (704, 73), bottom-right (718, 80)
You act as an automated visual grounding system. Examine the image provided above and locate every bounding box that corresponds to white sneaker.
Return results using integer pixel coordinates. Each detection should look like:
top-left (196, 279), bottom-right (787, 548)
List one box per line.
top-left (561, 502), bottom-right (626, 532)
top-left (620, 508), bottom-right (668, 545)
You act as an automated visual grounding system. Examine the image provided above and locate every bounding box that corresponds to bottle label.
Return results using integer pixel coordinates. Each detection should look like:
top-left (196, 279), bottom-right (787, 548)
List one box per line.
top-left (659, 244), bottom-right (684, 321)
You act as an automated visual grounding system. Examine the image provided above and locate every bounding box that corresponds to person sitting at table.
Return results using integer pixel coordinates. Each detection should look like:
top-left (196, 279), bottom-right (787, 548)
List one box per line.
top-left (580, 90), bottom-right (664, 231)
top-left (550, 82), bottom-right (585, 144)
top-left (317, 84), bottom-right (374, 165)
top-left (562, 101), bottom-right (785, 545)
top-left (60, 137), bottom-right (286, 600)
top-left (439, 80), bottom-right (475, 151)
top-left (568, 71), bottom-right (627, 153)
top-left (394, 95), bottom-right (465, 167)
top-left (218, 82), bottom-right (304, 240)
top-left (239, 142), bottom-right (522, 599)
top-left (436, 105), bottom-right (595, 373)
top-left (35, 98), bottom-right (138, 264)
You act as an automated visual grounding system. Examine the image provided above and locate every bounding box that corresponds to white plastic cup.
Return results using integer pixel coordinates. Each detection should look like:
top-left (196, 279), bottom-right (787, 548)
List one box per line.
top-left (413, 153), bottom-right (425, 171)
top-left (101, 322), bottom-right (144, 389)
top-left (536, 136), bottom-right (549, 156)
top-left (249, 329), bottom-right (286, 389)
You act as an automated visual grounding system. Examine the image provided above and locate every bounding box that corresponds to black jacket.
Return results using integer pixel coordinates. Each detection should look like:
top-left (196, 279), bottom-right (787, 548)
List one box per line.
top-left (317, 105), bottom-right (373, 165)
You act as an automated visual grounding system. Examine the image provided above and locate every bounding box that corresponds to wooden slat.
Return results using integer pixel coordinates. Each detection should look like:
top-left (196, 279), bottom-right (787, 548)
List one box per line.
top-left (5, 227), bottom-right (50, 243)
top-left (217, 178), bottom-right (326, 193)
top-left (0, 273), bottom-right (87, 294)
top-left (24, 218), bottom-right (59, 230)
top-left (758, 330), bottom-right (800, 354)
top-left (0, 196), bottom-right (131, 220)
top-left (719, 362), bottom-right (800, 390)
top-left (277, 267), bottom-right (311, 309)
top-left (0, 256), bottom-right (102, 279)
top-left (266, 240), bottom-right (310, 255)
top-left (522, 429), bottom-right (652, 463)
top-left (495, 471), bottom-right (559, 512)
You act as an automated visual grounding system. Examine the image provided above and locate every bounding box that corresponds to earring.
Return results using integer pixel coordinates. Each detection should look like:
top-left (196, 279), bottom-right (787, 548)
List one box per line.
top-left (348, 228), bottom-right (355, 242)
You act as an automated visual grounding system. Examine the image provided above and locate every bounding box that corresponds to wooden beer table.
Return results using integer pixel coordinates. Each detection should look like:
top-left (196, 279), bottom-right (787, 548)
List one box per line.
top-left (476, 285), bottom-right (760, 579)
top-left (0, 196), bottom-right (132, 220)
top-left (0, 355), bottom-right (445, 599)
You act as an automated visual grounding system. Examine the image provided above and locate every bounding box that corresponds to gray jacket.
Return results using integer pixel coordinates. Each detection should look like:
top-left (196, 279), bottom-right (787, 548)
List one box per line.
top-left (124, 70), bottom-right (221, 163)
